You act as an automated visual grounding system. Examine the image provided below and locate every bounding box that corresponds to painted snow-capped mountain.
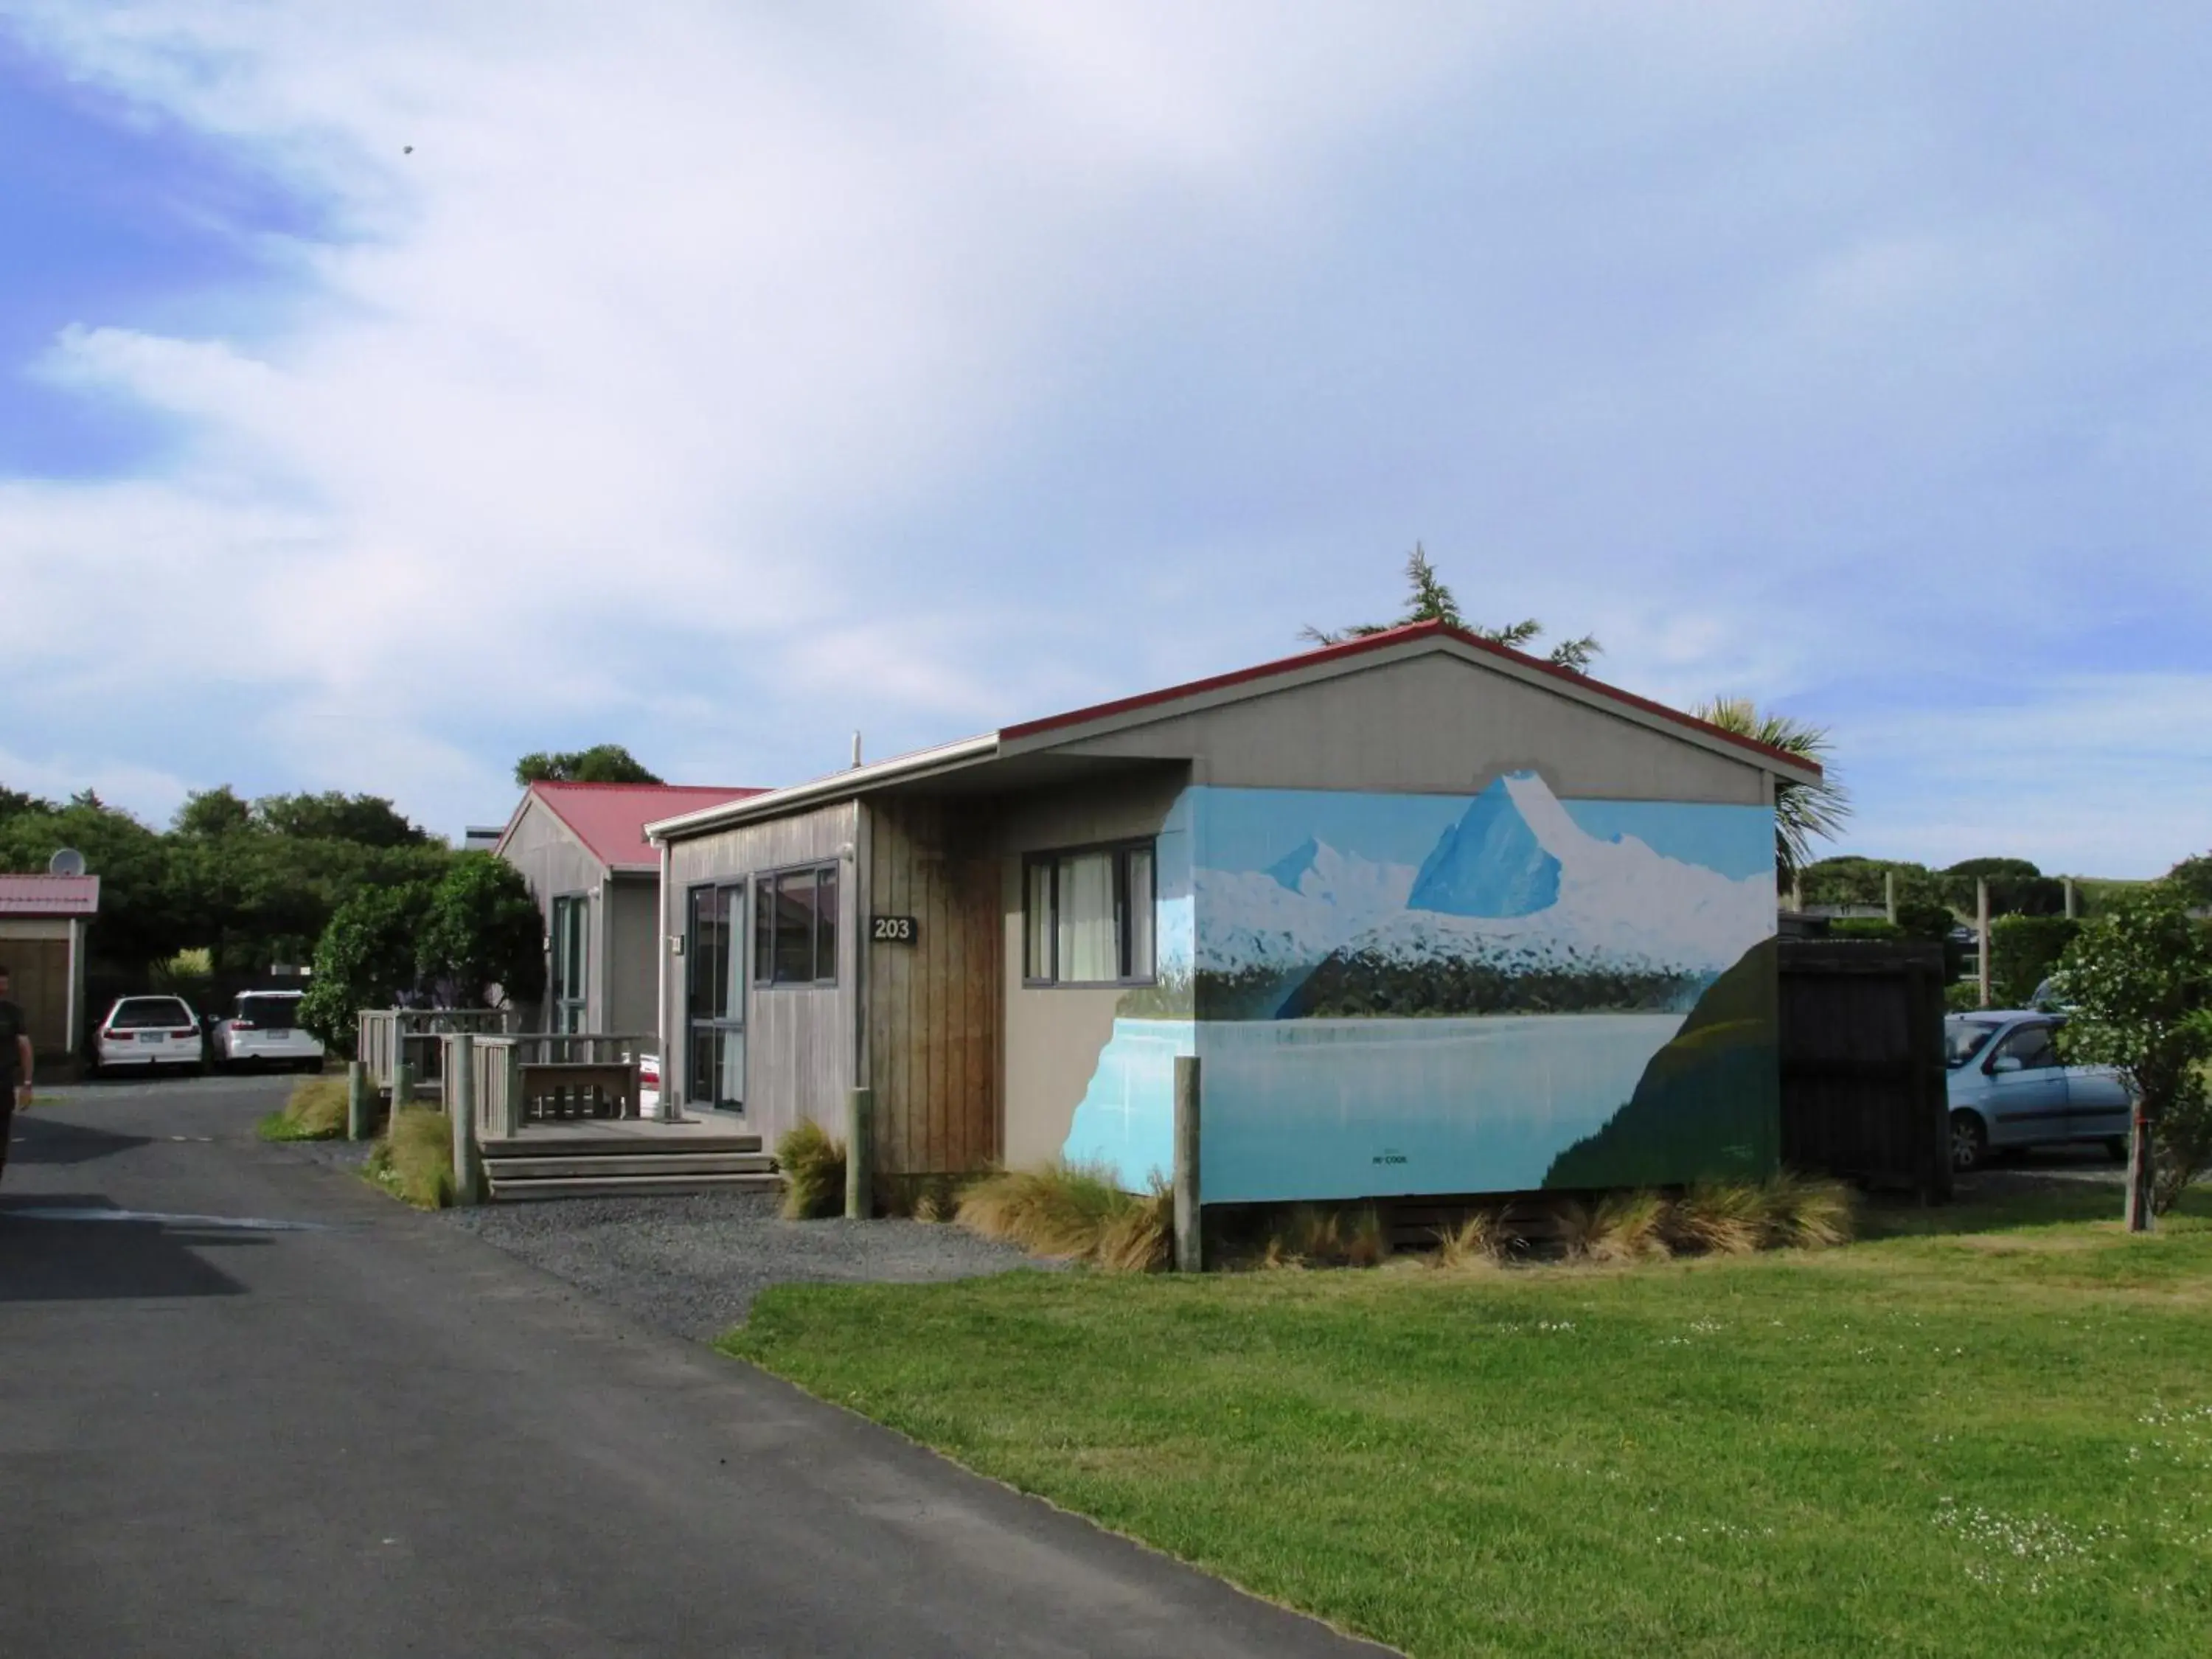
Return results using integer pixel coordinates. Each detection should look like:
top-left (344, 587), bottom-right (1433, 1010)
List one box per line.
top-left (1197, 772), bottom-right (1774, 987)
top-left (1197, 838), bottom-right (1416, 974)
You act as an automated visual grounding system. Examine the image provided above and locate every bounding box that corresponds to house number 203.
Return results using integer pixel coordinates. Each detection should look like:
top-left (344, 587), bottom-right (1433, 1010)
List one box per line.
top-left (872, 915), bottom-right (918, 944)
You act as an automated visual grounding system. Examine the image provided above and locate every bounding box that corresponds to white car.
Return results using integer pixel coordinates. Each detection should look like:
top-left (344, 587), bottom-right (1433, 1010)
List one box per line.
top-left (218, 990), bottom-right (326, 1074)
top-left (94, 995), bottom-right (207, 1075)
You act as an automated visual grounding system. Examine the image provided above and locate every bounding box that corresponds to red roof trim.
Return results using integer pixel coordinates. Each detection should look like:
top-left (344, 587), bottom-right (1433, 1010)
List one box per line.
top-left (1001, 621), bottom-right (1822, 778)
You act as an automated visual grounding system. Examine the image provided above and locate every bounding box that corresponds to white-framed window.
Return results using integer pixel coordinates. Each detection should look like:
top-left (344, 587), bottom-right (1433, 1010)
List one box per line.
top-left (1023, 841), bottom-right (1155, 987)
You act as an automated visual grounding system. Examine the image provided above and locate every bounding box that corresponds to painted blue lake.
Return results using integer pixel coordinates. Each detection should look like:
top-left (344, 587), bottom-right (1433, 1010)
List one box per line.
top-left (1061, 1014), bottom-right (1684, 1202)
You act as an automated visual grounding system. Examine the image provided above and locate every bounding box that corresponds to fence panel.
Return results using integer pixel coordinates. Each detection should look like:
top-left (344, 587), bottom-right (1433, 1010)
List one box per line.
top-left (1778, 941), bottom-right (1951, 1202)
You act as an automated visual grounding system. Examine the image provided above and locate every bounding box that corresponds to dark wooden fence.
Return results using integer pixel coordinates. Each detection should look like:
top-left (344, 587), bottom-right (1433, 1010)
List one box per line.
top-left (1778, 939), bottom-right (1951, 1203)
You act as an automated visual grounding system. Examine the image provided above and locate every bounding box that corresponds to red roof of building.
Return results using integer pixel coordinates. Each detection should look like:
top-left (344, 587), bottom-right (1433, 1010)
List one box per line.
top-left (510, 782), bottom-right (768, 872)
top-left (0, 874), bottom-right (102, 917)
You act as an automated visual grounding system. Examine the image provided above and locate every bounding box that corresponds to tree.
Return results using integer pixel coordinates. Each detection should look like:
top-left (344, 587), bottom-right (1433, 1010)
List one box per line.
top-left (2051, 885), bottom-right (2212, 1226)
top-left (255, 790), bottom-right (429, 848)
top-left (2166, 851), bottom-right (2212, 909)
top-left (1301, 545), bottom-right (1601, 672)
top-left (173, 786), bottom-right (254, 840)
top-left (1938, 858), bottom-right (2065, 918)
top-left (514, 745), bottom-right (661, 785)
top-left (0, 794), bottom-right (192, 970)
top-left (415, 855), bottom-right (546, 1009)
top-left (1689, 698), bottom-right (1851, 883)
top-left (296, 883), bottom-right (437, 1054)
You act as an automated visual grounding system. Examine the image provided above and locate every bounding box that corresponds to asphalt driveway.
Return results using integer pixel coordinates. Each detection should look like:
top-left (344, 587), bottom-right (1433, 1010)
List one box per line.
top-left (0, 1078), bottom-right (1384, 1658)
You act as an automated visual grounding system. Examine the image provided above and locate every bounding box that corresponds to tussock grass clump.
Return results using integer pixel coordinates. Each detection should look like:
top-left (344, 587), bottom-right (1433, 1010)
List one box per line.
top-left (1096, 1179), bottom-right (1174, 1274)
top-left (1667, 1181), bottom-right (1766, 1256)
top-left (1257, 1204), bottom-right (1391, 1269)
top-left (257, 1075), bottom-right (349, 1142)
top-left (1759, 1170), bottom-right (1857, 1249)
top-left (1430, 1209), bottom-right (1509, 1270)
top-left (1557, 1189), bottom-right (1674, 1263)
top-left (365, 1107), bottom-right (453, 1208)
top-left (956, 1164), bottom-right (1169, 1272)
top-left (776, 1120), bottom-right (847, 1220)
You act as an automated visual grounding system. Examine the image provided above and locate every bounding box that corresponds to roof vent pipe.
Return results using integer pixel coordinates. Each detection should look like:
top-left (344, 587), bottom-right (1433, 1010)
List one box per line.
top-left (852, 731), bottom-right (863, 769)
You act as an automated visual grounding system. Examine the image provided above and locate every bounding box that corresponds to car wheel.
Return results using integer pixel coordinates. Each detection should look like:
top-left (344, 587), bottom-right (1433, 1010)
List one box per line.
top-left (2106, 1135), bottom-right (2130, 1164)
top-left (1950, 1110), bottom-right (1989, 1173)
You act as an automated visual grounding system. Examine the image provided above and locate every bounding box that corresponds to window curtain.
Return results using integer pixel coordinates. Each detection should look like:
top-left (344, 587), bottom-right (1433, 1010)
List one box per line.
top-left (1057, 851), bottom-right (1119, 981)
top-left (1125, 846), bottom-right (1155, 979)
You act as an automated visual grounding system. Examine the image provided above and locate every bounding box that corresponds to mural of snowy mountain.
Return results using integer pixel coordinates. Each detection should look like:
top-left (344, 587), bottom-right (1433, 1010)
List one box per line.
top-left (1194, 773), bottom-right (1775, 1018)
top-left (1197, 839), bottom-right (1415, 975)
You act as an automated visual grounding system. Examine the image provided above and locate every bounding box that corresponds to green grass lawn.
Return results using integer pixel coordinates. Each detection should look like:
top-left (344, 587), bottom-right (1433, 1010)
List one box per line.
top-left (726, 1185), bottom-right (2212, 1658)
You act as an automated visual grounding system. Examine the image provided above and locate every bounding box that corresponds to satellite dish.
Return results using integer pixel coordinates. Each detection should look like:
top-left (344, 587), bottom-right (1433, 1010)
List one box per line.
top-left (48, 848), bottom-right (86, 876)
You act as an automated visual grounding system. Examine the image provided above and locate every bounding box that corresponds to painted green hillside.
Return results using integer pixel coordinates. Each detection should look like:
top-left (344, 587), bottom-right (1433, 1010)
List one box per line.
top-left (1542, 937), bottom-right (1780, 1189)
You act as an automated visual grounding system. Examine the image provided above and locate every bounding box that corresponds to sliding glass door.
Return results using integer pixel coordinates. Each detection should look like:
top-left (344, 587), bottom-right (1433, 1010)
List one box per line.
top-left (686, 882), bottom-right (747, 1111)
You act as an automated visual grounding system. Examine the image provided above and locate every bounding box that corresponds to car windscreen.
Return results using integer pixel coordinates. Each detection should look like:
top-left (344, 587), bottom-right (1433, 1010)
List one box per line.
top-left (110, 998), bottom-right (195, 1029)
top-left (237, 995), bottom-right (300, 1030)
top-left (1944, 1018), bottom-right (2003, 1069)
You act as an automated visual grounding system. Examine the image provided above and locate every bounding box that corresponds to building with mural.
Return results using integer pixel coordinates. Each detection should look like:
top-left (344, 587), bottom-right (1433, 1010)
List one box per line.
top-left (645, 622), bottom-right (1818, 1206)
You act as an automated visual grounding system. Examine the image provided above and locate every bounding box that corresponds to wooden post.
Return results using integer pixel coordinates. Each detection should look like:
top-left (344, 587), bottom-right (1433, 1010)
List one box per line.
top-left (502, 1043), bottom-right (523, 1139)
top-left (1975, 878), bottom-right (1992, 1009)
top-left (451, 1033), bottom-right (482, 1206)
top-left (1884, 869), bottom-right (1898, 925)
top-left (844, 1088), bottom-right (874, 1220)
top-left (391, 1055), bottom-right (414, 1113)
top-left (346, 1060), bottom-right (372, 1141)
top-left (1173, 1055), bottom-right (1203, 1273)
top-left (2125, 1109), bottom-right (2156, 1234)
top-left (2064, 877), bottom-right (2079, 919)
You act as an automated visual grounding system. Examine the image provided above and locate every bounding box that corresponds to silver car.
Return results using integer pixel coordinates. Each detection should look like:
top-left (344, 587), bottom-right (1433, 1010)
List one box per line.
top-left (1946, 1011), bottom-right (2132, 1172)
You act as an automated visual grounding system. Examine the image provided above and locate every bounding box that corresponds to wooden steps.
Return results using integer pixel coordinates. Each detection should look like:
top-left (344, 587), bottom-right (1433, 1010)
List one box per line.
top-left (479, 1133), bottom-right (782, 1201)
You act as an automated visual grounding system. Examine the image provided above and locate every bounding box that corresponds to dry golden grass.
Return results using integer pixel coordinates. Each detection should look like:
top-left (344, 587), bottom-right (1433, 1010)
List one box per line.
top-left (1430, 1209), bottom-right (1509, 1271)
top-left (1666, 1181), bottom-right (1770, 1255)
top-left (1759, 1169), bottom-right (1857, 1249)
top-left (1096, 1180), bottom-right (1174, 1274)
top-left (257, 1074), bottom-right (349, 1141)
top-left (1555, 1188), bottom-right (1674, 1263)
top-left (365, 1107), bottom-right (453, 1208)
top-left (956, 1164), bottom-right (1169, 1271)
top-left (776, 1120), bottom-right (846, 1220)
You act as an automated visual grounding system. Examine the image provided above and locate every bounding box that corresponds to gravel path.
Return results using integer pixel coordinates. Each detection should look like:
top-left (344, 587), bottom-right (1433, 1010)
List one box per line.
top-left (441, 1189), bottom-right (1047, 1340)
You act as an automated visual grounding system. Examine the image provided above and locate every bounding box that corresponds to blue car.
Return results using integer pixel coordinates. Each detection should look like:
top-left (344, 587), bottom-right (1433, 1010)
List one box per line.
top-left (1945, 1011), bottom-right (2133, 1172)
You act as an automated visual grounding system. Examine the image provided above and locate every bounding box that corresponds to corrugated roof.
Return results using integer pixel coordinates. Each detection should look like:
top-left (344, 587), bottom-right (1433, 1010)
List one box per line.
top-left (647, 622), bottom-right (1826, 842)
top-left (0, 874), bottom-right (102, 916)
top-left (508, 782), bottom-right (768, 872)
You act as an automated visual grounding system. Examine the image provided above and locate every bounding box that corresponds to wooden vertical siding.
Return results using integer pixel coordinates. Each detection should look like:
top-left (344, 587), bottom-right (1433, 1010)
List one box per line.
top-left (665, 801), bottom-right (858, 1143)
top-left (866, 796), bottom-right (1001, 1179)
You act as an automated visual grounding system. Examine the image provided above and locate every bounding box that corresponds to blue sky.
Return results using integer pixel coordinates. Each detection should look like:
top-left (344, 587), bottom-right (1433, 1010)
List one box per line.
top-left (2, 3), bottom-right (2208, 876)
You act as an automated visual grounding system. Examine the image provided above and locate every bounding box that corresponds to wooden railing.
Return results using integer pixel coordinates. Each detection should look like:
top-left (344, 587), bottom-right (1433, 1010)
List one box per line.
top-left (443, 1031), bottom-right (658, 1139)
top-left (358, 1007), bottom-right (518, 1093)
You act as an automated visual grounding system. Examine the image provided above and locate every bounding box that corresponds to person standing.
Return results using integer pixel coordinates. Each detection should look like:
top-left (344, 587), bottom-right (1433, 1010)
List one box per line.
top-left (0, 964), bottom-right (31, 1182)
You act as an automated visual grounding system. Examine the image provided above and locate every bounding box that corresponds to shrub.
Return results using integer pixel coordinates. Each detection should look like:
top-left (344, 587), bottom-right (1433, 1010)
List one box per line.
top-left (365, 1107), bottom-right (453, 1208)
top-left (257, 1074), bottom-right (349, 1142)
top-left (1990, 915), bottom-right (2081, 1007)
top-left (2053, 888), bottom-right (2212, 1216)
top-left (956, 1165), bottom-right (1171, 1271)
top-left (776, 1120), bottom-right (846, 1220)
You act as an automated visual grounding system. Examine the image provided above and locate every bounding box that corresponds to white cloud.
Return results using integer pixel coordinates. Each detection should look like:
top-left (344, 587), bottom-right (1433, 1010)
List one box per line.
top-left (1, 0), bottom-right (2207, 867)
